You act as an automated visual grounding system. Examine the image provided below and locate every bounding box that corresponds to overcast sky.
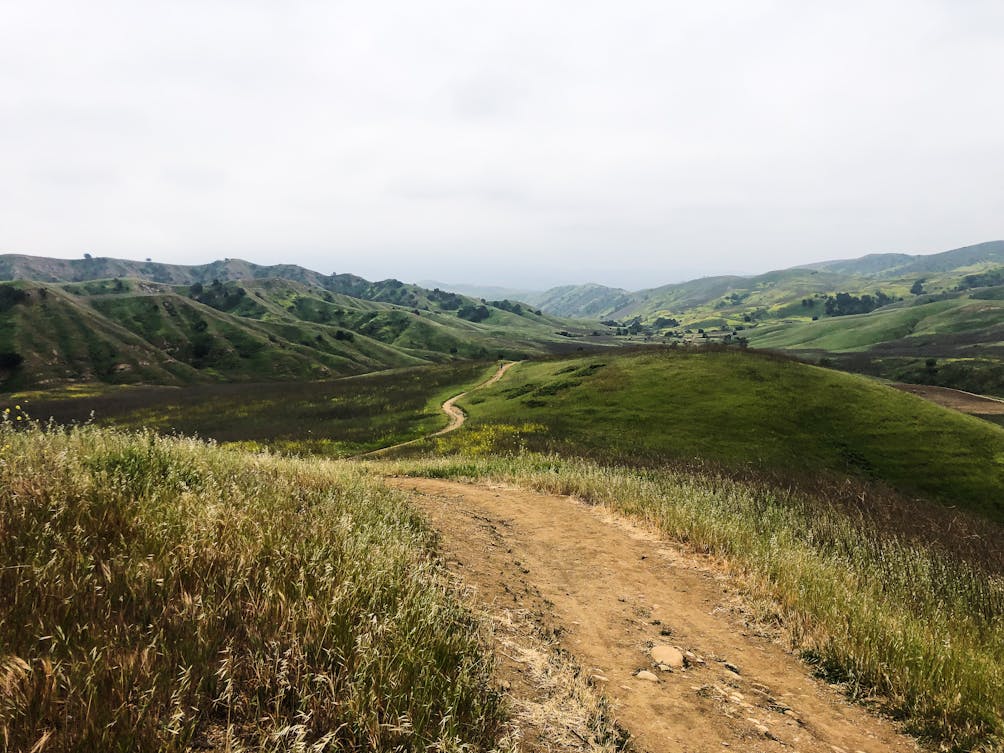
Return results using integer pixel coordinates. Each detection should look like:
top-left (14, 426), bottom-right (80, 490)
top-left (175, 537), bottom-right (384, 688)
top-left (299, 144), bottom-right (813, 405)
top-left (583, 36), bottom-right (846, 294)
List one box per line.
top-left (2, 1), bottom-right (1002, 289)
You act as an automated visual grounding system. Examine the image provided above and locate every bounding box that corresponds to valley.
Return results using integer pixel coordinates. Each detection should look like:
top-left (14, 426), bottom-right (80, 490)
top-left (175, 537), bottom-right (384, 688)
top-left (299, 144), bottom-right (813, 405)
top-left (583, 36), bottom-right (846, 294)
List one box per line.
top-left (2, 249), bottom-right (1003, 753)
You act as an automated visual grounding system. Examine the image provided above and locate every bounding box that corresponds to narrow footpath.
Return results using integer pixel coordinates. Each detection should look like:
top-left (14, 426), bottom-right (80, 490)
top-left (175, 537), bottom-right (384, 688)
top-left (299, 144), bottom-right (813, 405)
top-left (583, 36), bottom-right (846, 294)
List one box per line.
top-left (360, 361), bottom-right (518, 457)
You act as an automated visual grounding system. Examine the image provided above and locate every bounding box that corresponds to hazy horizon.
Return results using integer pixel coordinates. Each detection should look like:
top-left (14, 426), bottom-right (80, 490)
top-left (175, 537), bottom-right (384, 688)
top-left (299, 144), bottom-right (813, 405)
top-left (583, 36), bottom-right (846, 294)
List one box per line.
top-left (2, 2), bottom-right (1002, 289)
top-left (4, 237), bottom-right (1001, 293)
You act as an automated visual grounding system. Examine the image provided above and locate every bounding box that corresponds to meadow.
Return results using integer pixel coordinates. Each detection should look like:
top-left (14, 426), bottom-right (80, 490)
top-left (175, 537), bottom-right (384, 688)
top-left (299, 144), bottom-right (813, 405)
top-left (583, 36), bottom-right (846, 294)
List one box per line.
top-left (0, 417), bottom-right (503, 752)
top-left (9, 361), bottom-right (495, 456)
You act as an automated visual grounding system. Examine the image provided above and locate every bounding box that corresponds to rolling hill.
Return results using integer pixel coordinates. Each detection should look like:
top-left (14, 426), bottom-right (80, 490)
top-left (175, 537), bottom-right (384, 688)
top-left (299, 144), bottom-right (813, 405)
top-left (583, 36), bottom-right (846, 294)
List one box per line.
top-left (447, 348), bottom-right (1004, 521)
top-left (0, 255), bottom-right (611, 391)
top-left (522, 240), bottom-right (1004, 324)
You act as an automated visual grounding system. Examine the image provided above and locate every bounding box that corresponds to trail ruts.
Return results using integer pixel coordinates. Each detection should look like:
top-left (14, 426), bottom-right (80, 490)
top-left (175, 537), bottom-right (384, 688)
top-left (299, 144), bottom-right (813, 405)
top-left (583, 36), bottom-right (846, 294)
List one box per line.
top-left (386, 477), bottom-right (924, 753)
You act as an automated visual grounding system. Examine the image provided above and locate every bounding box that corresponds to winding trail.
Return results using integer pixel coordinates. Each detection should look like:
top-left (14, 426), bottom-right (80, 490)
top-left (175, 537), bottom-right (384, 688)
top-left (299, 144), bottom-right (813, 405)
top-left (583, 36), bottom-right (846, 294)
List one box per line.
top-left (359, 361), bottom-right (518, 458)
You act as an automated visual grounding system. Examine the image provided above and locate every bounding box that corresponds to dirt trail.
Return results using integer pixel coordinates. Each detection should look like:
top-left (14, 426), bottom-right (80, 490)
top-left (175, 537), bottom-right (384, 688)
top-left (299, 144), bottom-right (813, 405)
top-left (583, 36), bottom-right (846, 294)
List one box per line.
top-left (893, 382), bottom-right (1004, 416)
top-left (359, 361), bottom-right (518, 457)
top-left (434, 361), bottom-right (518, 436)
top-left (387, 476), bottom-right (923, 753)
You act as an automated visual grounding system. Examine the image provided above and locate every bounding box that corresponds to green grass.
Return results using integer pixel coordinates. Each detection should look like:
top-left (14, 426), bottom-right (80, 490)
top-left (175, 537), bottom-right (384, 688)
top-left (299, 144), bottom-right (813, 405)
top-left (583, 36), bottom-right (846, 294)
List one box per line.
top-left (380, 452), bottom-right (1004, 752)
top-left (749, 296), bottom-right (1004, 353)
top-left (442, 348), bottom-right (1004, 521)
top-left (0, 419), bottom-right (503, 752)
top-left (7, 361), bottom-right (497, 457)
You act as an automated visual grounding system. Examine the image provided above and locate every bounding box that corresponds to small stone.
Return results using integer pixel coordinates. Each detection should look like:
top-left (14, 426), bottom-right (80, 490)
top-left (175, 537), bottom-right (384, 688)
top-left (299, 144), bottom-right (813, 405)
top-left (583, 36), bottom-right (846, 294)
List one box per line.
top-left (685, 650), bottom-right (706, 665)
top-left (657, 663), bottom-right (673, 672)
top-left (651, 645), bottom-right (685, 669)
top-left (748, 719), bottom-right (772, 738)
top-left (724, 661), bottom-right (741, 674)
top-left (635, 670), bottom-right (659, 682)
top-left (588, 674), bottom-right (609, 687)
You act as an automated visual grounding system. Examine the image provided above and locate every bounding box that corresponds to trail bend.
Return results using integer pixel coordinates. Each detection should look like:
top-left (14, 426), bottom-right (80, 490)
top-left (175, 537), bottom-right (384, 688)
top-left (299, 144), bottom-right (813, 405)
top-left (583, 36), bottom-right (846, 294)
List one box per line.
top-left (359, 361), bottom-right (518, 458)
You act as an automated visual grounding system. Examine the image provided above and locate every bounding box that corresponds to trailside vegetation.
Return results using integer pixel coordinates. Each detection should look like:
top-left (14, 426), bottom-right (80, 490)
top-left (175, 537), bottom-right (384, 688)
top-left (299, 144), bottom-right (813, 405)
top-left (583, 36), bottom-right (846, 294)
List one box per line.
top-left (381, 452), bottom-right (1004, 752)
top-left (0, 420), bottom-right (502, 752)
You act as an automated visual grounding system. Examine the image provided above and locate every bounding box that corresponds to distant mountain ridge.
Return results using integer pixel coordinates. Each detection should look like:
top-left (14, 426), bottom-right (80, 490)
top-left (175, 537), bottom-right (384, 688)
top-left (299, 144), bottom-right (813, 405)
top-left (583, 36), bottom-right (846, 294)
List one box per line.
top-left (0, 254), bottom-right (600, 391)
top-left (506, 240), bottom-right (1004, 319)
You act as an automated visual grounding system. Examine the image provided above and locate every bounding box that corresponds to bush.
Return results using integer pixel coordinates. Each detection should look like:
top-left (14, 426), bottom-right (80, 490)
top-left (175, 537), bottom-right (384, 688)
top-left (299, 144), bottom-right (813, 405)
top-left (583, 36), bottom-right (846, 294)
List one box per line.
top-left (0, 351), bottom-right (24, 369)
top-left (0, 285), bottom-right (28, 312)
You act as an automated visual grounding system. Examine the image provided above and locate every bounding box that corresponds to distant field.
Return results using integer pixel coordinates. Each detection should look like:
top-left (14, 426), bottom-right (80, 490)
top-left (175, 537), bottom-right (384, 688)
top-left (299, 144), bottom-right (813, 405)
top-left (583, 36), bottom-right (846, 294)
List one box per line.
top-left (5, 361), bottom-right (495, 456)
top-left (442, 348), bottom-right (1004, 521)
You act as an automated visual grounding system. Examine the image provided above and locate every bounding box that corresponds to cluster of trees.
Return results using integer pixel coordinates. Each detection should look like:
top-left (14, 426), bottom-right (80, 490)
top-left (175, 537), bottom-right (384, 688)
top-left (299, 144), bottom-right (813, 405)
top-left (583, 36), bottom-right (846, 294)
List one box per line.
top-left (957, 268), bottom-right (1004, 290)
top-left (428, 288), bottom-right (464, 310)
top-left (0, 285), bottom-right (28, 312)
top-left (823, 290), bottom-right (894, 317)
top-left (487, 299), bottom-right (543, 317)
top-left (457, 303), bottom-right (490, 323)
top-left (190, 280), bottom-right (248, 311)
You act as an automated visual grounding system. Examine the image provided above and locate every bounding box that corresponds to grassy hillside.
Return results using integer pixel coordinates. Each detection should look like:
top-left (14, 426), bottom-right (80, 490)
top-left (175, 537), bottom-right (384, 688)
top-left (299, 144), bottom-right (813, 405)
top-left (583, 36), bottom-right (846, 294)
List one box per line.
top-left (749, 295), bottom-right (1004, 354)
top-left (806, 240), bottom-right (1004, 277)
top-left (445, 349), bottom-right (1004, 520)
top-left (528, 241), bottom-right (1004, 325)
top-left (747, 293), bottom-right (1004, 395)
top-left (0, 420), bottom-right (502, 751)
top-left (0, 272), bottom-right (605, 391)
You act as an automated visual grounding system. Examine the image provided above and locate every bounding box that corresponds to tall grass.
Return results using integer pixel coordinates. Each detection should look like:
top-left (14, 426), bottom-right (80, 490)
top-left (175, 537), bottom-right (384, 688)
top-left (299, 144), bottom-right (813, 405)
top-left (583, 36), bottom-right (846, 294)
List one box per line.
top-left (382, 452), bottom-right (1004, 752)
top-left (0, 419), bottom-right (502, 752)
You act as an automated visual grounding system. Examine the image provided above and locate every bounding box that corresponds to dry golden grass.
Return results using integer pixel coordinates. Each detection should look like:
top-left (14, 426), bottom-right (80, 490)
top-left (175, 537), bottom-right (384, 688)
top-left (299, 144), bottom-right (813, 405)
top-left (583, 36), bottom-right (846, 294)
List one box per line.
top-left (0, 419), bottom-right (503, 752)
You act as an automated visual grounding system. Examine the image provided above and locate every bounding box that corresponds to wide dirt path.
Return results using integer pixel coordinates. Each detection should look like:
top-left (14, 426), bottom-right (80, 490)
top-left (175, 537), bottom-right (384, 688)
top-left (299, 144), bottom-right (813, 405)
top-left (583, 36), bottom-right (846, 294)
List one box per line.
top-left (386, 476), bottom-right (923, 753)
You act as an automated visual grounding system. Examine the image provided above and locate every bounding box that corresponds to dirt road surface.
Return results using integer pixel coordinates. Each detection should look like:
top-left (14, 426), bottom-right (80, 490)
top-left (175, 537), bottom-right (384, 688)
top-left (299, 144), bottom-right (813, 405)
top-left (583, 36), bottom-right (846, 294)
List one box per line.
top-left (387, 476), bottom-right (923, 753)
top-left (893, 383), bottom-right (1004, 416)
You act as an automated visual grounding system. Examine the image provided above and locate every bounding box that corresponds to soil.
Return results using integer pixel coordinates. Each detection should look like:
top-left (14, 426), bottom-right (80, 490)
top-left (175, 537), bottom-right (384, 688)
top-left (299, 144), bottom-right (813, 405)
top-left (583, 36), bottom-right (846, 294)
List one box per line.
top-left (386, 476), bottom-right (925, 753)
top-left (434, 361), bottom-right (518, 435)
top-left (893, 383), bottom-right (1004, 416)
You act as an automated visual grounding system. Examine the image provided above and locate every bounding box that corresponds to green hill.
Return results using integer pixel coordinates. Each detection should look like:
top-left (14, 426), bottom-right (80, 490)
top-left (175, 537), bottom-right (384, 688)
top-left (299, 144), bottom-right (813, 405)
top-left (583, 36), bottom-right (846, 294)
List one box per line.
top-left (0, 258), bottom-right (609, 391)
top-left (447, 349), bottom-right (1004, 521)
top-left (526, 241), bottom-right (1004, 334)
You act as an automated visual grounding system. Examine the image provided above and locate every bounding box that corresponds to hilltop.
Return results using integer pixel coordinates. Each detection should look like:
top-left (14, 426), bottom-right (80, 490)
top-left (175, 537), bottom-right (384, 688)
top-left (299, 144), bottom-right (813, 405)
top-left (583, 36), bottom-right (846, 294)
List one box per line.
top-left (443, 348), bottom-right (1004, 521)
